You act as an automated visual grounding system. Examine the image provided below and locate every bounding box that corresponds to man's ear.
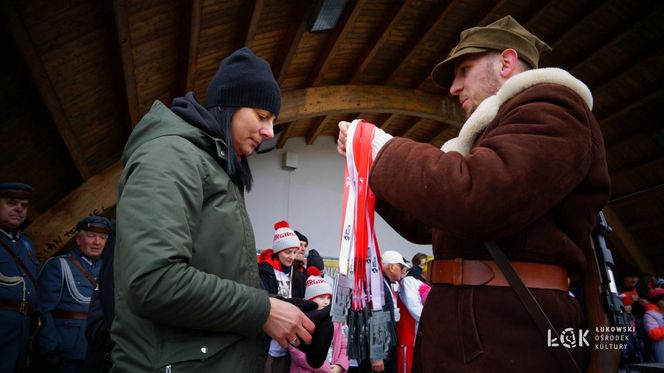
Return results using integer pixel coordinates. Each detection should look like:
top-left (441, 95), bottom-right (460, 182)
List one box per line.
top-left (499, 48), bottom-right (520, 78)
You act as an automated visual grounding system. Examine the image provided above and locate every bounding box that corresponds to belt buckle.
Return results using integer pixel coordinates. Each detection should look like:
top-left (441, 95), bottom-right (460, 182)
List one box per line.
top-left (19, 301), bottom-right (28, 315)
top-left (452, 258), bottom-right (463, 286)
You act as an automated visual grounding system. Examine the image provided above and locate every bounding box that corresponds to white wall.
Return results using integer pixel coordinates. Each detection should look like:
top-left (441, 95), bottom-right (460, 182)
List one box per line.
top-left (245, 136), bottom-right (432, 262)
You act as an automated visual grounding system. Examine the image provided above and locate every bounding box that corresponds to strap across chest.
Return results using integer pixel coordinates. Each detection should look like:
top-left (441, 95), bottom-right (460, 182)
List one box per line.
top-left (65, 256), bottom-right (98, 289)
top-left (0, 239), bottom-right (36, 284)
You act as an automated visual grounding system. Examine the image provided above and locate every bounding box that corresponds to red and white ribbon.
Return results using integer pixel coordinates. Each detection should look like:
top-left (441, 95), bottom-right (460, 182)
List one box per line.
top-left (338, 119), bottom-right (384, 311)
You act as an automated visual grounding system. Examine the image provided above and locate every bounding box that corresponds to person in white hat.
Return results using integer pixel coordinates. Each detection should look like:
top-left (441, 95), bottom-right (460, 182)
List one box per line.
top-left (355, 250), bottom-right (408, 373)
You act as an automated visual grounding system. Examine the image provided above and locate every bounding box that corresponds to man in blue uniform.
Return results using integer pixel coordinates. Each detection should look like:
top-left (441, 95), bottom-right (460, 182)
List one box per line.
top-left (0, 182), bottom-right (39, 373)
top-left (37, 216), bottom-right (111, 373)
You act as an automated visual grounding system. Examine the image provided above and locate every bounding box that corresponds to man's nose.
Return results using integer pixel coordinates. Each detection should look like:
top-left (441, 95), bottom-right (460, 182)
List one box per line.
top-left (449, 75), bottom-right (464, 96)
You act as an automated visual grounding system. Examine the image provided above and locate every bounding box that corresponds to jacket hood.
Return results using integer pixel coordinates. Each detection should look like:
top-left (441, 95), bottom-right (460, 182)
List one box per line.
top-left (121, 98), bottom-right (228, 166)
top-left (258, 249), bottom-right (283, 272)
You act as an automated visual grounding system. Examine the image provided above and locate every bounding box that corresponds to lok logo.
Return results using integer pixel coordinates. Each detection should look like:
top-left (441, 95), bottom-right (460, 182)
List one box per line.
top-left (547, 328), bottom-right (589, 348)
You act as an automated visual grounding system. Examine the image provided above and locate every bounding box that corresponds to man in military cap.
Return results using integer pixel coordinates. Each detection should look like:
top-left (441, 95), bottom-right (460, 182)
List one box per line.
top-left (0, 182), bottom-right (39, 372)
top-left (37, 215), bottom-right (111, 372)
top-left (337, 15), bottom-right (609, 371)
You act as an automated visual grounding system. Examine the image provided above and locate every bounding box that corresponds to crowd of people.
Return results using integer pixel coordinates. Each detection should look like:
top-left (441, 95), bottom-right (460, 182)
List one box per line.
top-left (3, 13), bottom-right (657, 373)
top-left (618, 267), bottom-right (664, 366)
top-left (0, 179), bottom-right (428, 373)
top-left (0, 182), bottom-right (112, 372)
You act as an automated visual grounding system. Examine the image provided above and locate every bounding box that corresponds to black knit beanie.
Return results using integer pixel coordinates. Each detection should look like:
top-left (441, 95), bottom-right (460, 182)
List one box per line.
top-left (295, 230), bottom-right (308, 245)
top-left (307, 249), bottom-right (325, 272)
top-left (205, 47), bottom-right (281, 118)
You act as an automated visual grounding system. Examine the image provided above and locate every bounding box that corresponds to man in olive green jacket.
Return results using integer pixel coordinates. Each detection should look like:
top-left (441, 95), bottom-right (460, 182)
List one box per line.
top-left (112, 48), bottom-right (313, 372)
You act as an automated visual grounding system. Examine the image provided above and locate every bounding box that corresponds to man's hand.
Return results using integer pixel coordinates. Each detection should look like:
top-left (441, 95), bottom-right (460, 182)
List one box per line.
top-left (337, 121), bottom-right (351, 157)
top-left (371, 359), bottom-right (385, 372)
top-left (330, 364), bottom-right (344, 373)
top-left (262, 297), bottom-right (315, 348)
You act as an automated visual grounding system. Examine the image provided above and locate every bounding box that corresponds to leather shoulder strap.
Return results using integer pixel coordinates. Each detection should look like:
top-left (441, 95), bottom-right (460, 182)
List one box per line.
top-left (485, 241), bottom-right (581, 373)
top-left (0, 238), bottom-right (37, 284)
top-left (65, 255), bottom-right (98, 289)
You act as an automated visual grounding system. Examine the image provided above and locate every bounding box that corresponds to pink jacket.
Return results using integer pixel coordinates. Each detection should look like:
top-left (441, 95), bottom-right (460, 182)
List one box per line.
top-left (289, 322), bottom-right (349, 373)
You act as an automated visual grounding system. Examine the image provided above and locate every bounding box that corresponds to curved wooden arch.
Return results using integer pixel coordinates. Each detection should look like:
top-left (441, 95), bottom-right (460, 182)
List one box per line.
top-left (278, 85), bottom-right (464, 127)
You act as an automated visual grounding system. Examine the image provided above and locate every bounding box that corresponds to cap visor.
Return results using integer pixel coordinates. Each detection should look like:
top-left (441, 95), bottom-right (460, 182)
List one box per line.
top-left (431, 47), bottom-right (493, 91)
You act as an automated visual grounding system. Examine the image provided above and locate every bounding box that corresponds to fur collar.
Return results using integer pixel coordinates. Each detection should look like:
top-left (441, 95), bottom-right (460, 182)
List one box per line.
top-left (441, 68), bottom-right (593, 155)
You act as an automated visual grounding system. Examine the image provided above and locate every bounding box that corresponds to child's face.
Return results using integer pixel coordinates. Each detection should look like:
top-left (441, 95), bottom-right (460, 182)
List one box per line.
top-left (312, 294), bottom-right (331, 310)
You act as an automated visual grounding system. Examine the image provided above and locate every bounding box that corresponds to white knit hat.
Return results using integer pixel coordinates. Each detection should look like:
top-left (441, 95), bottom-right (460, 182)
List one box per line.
top-left (304, 275), bottom-right (333, 301)
top-left (272, 220), bottom-right (300, 253)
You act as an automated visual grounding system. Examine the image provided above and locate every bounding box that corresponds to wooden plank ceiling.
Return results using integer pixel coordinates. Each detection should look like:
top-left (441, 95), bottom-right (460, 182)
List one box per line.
top-left (1, 0), bottom-right (663, 274)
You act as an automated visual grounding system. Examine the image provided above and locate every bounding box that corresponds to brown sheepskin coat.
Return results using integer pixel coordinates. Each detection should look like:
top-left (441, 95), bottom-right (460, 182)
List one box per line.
top-left (369, 68), bottom-right (610, 372)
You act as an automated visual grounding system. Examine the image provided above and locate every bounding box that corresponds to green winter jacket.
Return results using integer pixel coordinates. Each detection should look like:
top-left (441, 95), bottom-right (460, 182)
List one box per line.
top-left (111, 100), bottom-right (270, 372)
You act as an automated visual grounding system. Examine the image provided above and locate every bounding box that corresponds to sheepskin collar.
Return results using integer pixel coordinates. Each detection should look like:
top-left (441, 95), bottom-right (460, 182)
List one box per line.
top-left (441, 68), bottom-right (593, 155)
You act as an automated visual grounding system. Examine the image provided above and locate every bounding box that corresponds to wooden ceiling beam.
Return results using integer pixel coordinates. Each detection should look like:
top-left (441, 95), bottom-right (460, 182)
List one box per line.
top-left (477, 0), bottom-right (510, 26)
top-left (603, 207), bottom-right (655, 275)
top-left (401, 118), bottom-right (425, 139)
top-left (380, 115), bottom-right (400, 131)
top-left (305, 117), bottom-right (327, 145)
top-left (376, 0), bottom-right (464, 135)
top-left (591, 47), bottom-right (664, 118)
top-left (307, 0), bottom-right (365, 87)
top-left (113, 0), bottom-right (140, 129)
top-left (542, 2), bottom-right (615, 67)
top-left (25, 161), bottom-right (122, 260)
top-left (568, 6), bottom-right (663, 86)
top-left (387, 0), bottom-right (462, 86)
top-left (271, 0), bottom-right (309, 83)
top-left (183, 0), bottom-right (202, 93)
top-left (349, 0), bottom-right (415, 83)
top-left (244, 0), bottom-right (264, 47)
top-left (1, 1), bottom-right (93, 180)
top-left (276, 123), bottom-right (294, 149)
top-left (600, 89), bottom-right (663, 147)
top-left (278, 85), bottom-right (464, 126)
top-left (429, 124), bottom-right (452, 146)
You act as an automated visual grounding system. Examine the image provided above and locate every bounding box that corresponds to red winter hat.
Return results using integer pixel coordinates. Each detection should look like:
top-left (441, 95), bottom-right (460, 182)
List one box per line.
top-left (272, 220), bottom-right (300, 253)
top-left (306, 266), bottom-right (321, 277)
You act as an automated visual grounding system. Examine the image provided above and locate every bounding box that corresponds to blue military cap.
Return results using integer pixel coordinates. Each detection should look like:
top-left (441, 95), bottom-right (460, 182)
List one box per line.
top-left (76, 216), bottom-right (112, 234)
top-left (0, 182), bottom-right (33, 200)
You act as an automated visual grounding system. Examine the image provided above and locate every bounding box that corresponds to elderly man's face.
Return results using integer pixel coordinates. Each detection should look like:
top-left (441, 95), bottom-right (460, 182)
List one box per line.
top-left (0, 197), bottom-right (29, 230)
top-left (384, 263), bottom-right (407, 282)
top-left (76, 230), bottom-right (108, 259)
top-left (449, 53), bottom-right (502, 118)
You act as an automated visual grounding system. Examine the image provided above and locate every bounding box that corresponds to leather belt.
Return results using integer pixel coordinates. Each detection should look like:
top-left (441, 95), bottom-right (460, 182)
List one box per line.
top-left (52, 310), bottom-right (88, 320)
top-left (427, 258), bottom-right (569, 292)
top-left (0, 299), bottom-right (35, 315)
